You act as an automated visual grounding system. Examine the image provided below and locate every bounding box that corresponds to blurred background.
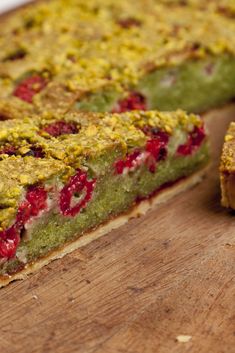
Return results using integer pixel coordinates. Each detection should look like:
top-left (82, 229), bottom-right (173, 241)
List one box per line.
top-left (0, 0), bottom-right (31, 13)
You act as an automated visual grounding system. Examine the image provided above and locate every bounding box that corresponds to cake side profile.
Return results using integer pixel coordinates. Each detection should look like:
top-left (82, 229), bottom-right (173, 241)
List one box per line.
top-left (0, 109), bottom-right (209, 286)
top-left (220, 122), bottom-right (235, 209)
top-left (0, 0), bottom-right (235, 119)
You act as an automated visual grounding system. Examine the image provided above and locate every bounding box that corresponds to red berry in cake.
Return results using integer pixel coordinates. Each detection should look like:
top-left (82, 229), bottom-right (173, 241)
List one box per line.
top-left (115, 150), bottom-right (141, 174)
top-left (146, 135), bottom-right (169, 159)
top-left (177, 143), bottom-right (192, 156)
top-left (60, 170), bottom-right (96, 217)
top-left (146, 139), bottom-right (161, 158)
top-left (24, 146), bottom-right (45, 158)
top-left (42, 121), bottom-right (79, 137)
top-left (113, 92), bottom-right (147, 113)
top-left (16, 185), bottom-right (48, 227)
top-left (0, 226), bottom-right (20, 259)
top-left (142, 126), bottom-right (168, 141)
top-left (0, 145), bottom-right (45, 158)
top-left (26, 185), bottom-right (48, 217)
top-left (191, 126), bottom-right (206, 147)
top-left (143, 128), bottom-right (169, 173)
top-left (13, 75), bottom-right (47, 103)
top-left (115, 129), bottom-right (169, 175)
top-left (0, 145), bottom-right (17, 156)
top-left (16, 200), bottom-right (32, 228)
top-left (118, 17), bottom-right (142, 29)
top-left (4, 48), bottom-right (27, 61)
top-left (177, 126), bottom-right (206, 156)
top-left (145, 138), bottom-right (168, 173)
top-left (0, 185), bottom-right (48, 259)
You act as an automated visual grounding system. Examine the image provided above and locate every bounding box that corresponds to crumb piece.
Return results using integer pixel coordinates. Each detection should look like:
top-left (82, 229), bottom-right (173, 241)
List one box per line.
top-left (32, 294), bottom-right (38, 300)
top-left (176, 335), bottom-right (192, 343)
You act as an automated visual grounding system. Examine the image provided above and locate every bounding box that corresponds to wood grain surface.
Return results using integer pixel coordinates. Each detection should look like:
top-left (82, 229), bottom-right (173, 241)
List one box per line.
top-left (0, 105), bottom-right (235, 353)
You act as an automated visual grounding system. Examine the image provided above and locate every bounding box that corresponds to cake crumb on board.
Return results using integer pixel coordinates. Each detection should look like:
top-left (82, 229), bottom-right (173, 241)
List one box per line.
top-left (176, 335), bottom-right (192, 343)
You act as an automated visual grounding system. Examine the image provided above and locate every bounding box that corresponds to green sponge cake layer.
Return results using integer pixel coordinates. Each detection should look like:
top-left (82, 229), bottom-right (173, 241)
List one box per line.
top-left (0, 110), bottom-right (209, 284)
top-left (139, 55), bottom-right (235, 113)
top-left (0, 0), bottom-right (235, 119)
top-left (76, 55), bottom-right (235, 114)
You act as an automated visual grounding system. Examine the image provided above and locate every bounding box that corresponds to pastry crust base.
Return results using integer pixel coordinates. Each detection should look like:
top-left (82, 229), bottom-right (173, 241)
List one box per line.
top-left (0, 165), bottom-right (209, 288)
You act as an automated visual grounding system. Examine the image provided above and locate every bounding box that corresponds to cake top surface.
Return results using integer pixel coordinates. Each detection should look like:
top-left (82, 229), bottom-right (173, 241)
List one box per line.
top-left (0, 0), bottom-right (235, 116)
top-left (0, 109), bottom-right (201, 163)
top-left (221, 122), bottom-right (235, 173)
top-left (0, 109), bottom-right (202, 228)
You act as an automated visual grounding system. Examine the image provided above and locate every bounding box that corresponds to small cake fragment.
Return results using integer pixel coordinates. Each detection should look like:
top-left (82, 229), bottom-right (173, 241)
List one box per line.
top-left (176, 335), bottom-right (192, 343)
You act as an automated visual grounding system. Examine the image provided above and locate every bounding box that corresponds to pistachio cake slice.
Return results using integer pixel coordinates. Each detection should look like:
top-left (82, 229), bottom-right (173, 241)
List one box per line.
top-left (220, 122), bottom-right (235, 209)
top-left (0, 110), bottom-right (209, 286)
top-left (0, 0), bottom-right (235, 119)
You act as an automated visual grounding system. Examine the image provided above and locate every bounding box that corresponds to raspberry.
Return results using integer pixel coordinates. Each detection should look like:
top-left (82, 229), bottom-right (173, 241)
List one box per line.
top-left (0, 113), bottom-right (9, 120)
top-left (142, 127), bottom-right (169, 143)
top-left (4, 48), bottom-right (27, 61)
top-left (0, 145), bottom-right (45, 158)
top-left (0, 185), bottom-right (47, 259)
top-left (118, 18), bottom-right (142, 29)
top-left (115, 150), bottom-right (141, 174)
top-left (60, 170), bottom-right (96, 217)
top-left (113, 92), bottom-right (147, 113)
top-left (26, 186), bottom-right (48, 216)
top-left (145, 138), bottom-right (168, 173)
top-left (0, 226), bottom-right (20, 259)
top-left (16, 185), bottom-right (48, 227)
top-left (177, 126), bottom-right (206, 156)
top-left (191, 126), bottom-right (206, 147)
top-left (143, 128), bottom-right (169, 173)
top-left (146, 139), bottom-right (161, 159)
top-left (42, 121), bottom-right (79, 137)
top-left (115, 129), bottom-right (169, 175)
top-left (0, 145), bottom-right (17, 156)
top-left (176, 143), bottom-right (192, 156)
top-left (13, 75), bottom-right (47, 103)
top-left (24, 146), bottom-right (45, 158)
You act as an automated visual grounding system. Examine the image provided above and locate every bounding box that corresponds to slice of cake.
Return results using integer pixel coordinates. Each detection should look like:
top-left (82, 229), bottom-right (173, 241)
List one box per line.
top-left (0, 0), bottom-right (235, 119)
top-left (0, 109), bottom-right (209, 286)
top-left (220, 122), bottom-right (235, 209)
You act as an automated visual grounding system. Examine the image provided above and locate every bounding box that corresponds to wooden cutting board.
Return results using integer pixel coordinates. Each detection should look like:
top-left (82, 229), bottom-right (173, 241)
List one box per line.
top-left (1, 105), bottom-right (235, 353)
